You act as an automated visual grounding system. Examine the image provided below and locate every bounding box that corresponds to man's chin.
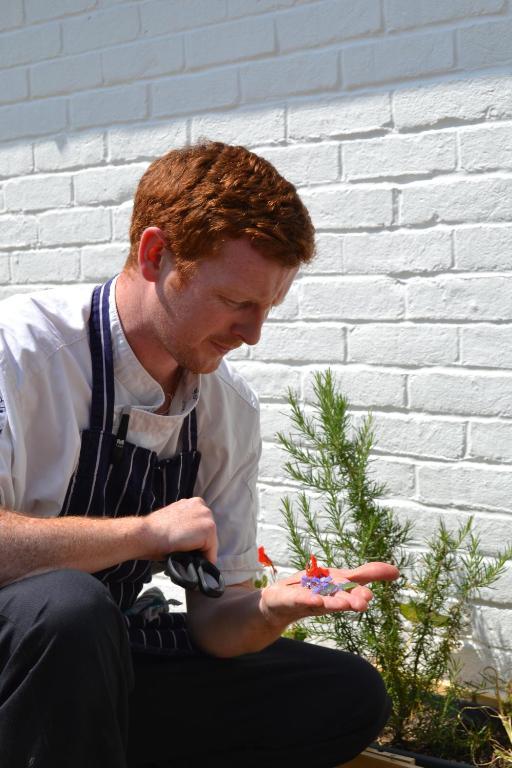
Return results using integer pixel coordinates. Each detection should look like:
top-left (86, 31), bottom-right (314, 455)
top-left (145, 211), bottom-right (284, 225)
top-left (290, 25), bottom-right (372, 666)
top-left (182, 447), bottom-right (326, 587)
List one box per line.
top-left (182, 355), bottom-right (224, 375)
top-left (172, 344), bottom-right (228, 375)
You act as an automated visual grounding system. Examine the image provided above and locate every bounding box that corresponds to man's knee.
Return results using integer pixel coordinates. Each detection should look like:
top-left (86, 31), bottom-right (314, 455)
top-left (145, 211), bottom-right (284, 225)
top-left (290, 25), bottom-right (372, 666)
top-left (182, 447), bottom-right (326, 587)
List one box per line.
top-left (0, 571), bottom-right (133, 767)
top-left (290, 643), bottom-right (391, 762)
top-left (282, 639), bottom-right (392, 739)
top-left (0, 569), bottom-right (126, 654)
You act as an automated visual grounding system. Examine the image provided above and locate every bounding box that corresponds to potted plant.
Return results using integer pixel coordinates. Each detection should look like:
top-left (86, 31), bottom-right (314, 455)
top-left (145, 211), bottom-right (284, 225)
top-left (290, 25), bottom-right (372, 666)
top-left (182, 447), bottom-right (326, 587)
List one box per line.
top-left (274, 370), bottom-right (512, 766)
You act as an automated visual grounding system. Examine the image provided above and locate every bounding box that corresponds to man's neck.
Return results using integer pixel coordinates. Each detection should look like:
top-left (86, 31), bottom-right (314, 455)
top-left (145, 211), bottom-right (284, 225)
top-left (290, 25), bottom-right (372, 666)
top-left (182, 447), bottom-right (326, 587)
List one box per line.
top-left (115, 270), bottom-right (180, 392)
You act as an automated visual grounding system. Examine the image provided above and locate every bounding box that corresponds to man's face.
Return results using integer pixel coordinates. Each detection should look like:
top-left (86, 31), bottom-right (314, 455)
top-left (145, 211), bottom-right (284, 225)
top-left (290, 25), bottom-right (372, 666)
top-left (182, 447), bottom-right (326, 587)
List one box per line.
top-left (151, 238), bottom-right (298, 374)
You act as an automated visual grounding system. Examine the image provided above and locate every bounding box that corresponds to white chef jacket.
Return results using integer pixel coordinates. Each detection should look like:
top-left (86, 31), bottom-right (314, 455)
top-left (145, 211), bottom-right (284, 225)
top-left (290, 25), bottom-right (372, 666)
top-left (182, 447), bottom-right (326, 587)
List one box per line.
top-left (0, 279), bottom-right (261, 586)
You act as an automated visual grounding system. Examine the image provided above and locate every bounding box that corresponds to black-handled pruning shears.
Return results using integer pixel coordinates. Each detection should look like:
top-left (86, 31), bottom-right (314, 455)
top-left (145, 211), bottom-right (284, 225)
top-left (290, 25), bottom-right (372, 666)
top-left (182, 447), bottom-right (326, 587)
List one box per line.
top-left (165, 550), bottom-right (225, 598)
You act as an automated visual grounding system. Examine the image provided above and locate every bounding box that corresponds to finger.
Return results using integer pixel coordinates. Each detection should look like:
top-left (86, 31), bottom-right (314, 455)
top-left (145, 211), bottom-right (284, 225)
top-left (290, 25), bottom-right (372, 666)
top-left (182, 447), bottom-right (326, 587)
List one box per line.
top-left (349, 585), bottom-right (373, 602)
top-left (340, 562), bottom-right (399, 585)
top-left (304, 583), bottom-right (373, 605)
top-left (321, 585), bottom-right (373, 612)
top-left (287, 584), bottom-right (372, 615)
top-left (203, 526), bottom-right (218, 565)
top-left (281, 563), bottom-right (399, 586)
top-left (347, 588), bottom-right (373, 612)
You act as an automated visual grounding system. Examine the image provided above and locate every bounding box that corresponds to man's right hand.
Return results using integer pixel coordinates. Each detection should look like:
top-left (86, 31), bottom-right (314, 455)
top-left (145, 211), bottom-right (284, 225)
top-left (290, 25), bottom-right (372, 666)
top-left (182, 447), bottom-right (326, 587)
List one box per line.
top-left (0, 499), bottom-right (217, 588)
top-left (141, 496), bottom-right (218, 564)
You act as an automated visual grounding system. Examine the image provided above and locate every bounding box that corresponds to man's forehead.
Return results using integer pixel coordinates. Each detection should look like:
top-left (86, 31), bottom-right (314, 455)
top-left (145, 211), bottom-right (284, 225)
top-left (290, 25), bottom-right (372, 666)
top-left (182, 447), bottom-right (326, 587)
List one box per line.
top-left (192, 242), bottom-right (298, 297)
top-left (215, 262), bottom-right (297, 301)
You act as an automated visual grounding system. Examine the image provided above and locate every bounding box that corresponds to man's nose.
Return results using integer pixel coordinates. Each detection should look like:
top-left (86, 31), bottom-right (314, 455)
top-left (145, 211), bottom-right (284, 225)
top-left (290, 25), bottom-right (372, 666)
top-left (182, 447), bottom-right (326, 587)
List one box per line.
top-left (233, 308), bottom-right (267, 346)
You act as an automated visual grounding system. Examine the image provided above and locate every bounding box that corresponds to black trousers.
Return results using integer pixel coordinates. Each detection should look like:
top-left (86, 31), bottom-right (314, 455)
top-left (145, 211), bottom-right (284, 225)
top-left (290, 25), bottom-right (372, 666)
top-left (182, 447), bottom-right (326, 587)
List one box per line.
top-left (0, 570), bottom-right (391, 768)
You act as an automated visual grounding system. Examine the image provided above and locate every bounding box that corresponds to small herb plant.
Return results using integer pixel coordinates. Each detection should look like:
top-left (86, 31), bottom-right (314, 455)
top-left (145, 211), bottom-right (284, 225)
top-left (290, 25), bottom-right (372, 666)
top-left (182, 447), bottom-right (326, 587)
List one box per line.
top-left (463, 668), bottom-right (512, 767)
top-left (277, 369), bottom-right (512, 763)
top-left (486, 670), bottom-right (512, 767)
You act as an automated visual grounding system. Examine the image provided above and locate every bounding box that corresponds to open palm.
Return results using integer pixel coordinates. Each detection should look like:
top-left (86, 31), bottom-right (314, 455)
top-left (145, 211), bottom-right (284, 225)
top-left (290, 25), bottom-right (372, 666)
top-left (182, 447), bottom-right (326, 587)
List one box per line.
top-left (260, 561), bottom-right (399, 626)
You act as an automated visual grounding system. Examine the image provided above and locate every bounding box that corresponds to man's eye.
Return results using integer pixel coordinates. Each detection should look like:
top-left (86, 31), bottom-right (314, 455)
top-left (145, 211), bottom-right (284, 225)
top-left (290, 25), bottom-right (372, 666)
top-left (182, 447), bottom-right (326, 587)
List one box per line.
top-left (223, 298), bottom-right (247, 309)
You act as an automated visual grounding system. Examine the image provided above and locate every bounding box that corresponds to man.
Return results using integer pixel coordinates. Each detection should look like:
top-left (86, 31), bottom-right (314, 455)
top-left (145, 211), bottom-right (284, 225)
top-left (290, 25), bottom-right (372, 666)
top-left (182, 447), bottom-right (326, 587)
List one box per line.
top-left (0, 141), bottom-right (397, 768)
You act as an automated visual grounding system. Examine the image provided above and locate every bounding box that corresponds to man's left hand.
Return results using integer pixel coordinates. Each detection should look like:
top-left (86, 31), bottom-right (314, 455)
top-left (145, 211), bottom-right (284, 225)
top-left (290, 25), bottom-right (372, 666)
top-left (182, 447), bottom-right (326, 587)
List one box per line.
top-left (258, 561), bottom-right (399, 629)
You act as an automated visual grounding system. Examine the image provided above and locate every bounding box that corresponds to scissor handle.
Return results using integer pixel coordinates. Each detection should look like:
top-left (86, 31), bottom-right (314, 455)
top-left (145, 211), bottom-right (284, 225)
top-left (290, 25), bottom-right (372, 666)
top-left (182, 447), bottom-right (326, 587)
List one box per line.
top-left (195, 557), bottom-right (225, 598)
top-left (165, 550), bottom-right (225, 599)
top-left (165, 551), bottom-right (199, 590)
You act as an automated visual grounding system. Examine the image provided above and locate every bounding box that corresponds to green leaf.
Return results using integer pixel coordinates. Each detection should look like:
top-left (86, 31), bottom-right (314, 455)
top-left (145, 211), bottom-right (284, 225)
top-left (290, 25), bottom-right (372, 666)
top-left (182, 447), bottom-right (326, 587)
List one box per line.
top-left (430, 612), bottom-right (451, 627)
top-left (399, 602), bottom-right (421, 623)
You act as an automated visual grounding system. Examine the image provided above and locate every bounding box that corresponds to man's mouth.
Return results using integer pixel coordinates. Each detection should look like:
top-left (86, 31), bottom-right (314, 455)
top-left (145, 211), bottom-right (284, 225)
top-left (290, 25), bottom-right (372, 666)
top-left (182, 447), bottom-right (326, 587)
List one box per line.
top-left (211, 340), bottom-right (240, 355)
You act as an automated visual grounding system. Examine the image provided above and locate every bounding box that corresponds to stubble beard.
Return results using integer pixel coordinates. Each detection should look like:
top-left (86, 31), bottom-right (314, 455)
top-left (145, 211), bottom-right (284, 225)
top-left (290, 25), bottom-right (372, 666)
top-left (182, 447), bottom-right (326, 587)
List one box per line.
top-left (161, 333), bottom-right (223, 375)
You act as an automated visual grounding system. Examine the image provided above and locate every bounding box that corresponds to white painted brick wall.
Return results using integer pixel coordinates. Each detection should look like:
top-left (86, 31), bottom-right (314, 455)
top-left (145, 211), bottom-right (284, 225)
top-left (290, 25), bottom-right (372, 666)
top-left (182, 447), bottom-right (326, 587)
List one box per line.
top-left (470, 421), bottom-right (512, 464)
top-left (348, 324), bottom-right (458, 366)
top-left (0, 99), bottom-right (68, 141)
top-left (62, 7), bottom-right (140, 55)
top-left (30, 52), bottom-right (104, 98)
top-left (276, 0), bottom-right (381, 50)
top-left (35, 133), bottom-right (105, 171)
top-left (255, 143), bottom-right (340, 186)
top-left (343, 31), bottom-right (455, 88)
top-left (73, 164), bottom-right (147, 206)
top-left (1, 0), bottom-right (512, 672)
top-left (70, 83), bottom-right (148, 129)
top-left (461, 326), bottom-right (512, 368)
top-left (288, 93), bottom-right (391, 138)
top-left (393, 74), bottom-right (512, 129)
top-left (384, 0), bottom-right (506, 30)
top-left (460, 123), bottom-right (512, 171)
top-left (0, 68), bottom-right (28, 105)
top-left (192, 106), bottom-right (285, 146)
top-left (152, 69), bottom-right (239, 116)
top-left (407, 275), bottom-right (512, 321)
top-left (343, 230), bottom-right (453, 274)
top-left (4, 174), bottom-right (72, 211)
top-left (368, 414), bottom-right (466, 461)
top-left (0, 23), bottom-right (61, 69)
top-left (343, 132), bottom-right (457, 181)
top-left (301, 186), bottom-right (394, 228)
top-left (299, 276), bottom-right (404, 319)
top-left (455, 225), bottom-right (512, 271)
top-left (400, 177), bottom-right (512, 225)
top-left (185, 15), bottom-right (275, 69)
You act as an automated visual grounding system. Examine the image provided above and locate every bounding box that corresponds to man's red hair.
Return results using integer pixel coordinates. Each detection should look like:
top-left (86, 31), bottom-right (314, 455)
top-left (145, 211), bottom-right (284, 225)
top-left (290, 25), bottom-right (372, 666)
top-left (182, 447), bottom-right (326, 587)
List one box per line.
top-left (127, 141), bottom-right (314, 271)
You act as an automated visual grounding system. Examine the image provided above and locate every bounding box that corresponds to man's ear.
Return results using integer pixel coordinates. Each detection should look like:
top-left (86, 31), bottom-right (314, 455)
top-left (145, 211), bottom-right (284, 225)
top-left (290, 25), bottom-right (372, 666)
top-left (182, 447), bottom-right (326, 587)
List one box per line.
top-left (138, 227), bottom-right (170, 282)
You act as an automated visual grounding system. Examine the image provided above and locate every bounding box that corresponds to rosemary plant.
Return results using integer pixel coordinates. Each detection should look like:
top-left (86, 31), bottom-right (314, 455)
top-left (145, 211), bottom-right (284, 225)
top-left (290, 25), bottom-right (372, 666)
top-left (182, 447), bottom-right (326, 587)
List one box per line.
top-left (278, 370), bottom-right (512, 761)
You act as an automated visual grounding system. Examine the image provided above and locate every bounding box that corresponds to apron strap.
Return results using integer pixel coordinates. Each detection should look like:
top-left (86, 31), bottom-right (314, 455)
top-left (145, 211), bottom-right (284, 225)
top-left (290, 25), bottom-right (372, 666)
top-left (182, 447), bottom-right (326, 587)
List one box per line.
top-left (180, 408), bottom-right (198, 453)
top-left (88, 279), bottom-right (116, 433)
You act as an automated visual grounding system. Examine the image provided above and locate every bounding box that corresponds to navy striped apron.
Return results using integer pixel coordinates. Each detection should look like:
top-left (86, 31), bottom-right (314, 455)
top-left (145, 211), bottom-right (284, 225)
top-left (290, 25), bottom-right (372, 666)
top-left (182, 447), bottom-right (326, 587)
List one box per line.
top-left (60, 278), bottom-right (201, 655)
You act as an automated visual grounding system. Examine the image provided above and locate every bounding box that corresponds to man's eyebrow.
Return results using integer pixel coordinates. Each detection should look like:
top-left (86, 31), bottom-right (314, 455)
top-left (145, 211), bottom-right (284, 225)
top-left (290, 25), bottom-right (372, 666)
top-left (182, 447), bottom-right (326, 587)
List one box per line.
top-left (218, 289), bottom-right (285, 306)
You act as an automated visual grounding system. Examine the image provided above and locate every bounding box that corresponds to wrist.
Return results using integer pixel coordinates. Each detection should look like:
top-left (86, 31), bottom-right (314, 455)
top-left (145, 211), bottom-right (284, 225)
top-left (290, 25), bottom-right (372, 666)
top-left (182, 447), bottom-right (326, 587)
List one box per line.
top-left (123, 515), bottom-right (154, 560)
top-left (258, 586), bottom-right (290, 633)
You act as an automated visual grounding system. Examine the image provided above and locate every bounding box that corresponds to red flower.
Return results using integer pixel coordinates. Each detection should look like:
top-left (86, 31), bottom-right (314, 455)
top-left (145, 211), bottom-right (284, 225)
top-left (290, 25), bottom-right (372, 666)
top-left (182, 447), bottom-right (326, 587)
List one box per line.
top-left (306, 554), bottom-right (329, 578)
top-left (258, 546), bottom-right (277, 575)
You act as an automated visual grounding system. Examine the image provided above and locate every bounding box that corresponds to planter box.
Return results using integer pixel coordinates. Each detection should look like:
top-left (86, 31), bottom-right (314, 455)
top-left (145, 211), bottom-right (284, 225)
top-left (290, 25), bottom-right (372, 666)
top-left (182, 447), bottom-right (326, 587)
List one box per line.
top-left (342, 689), bottom-right (501, 768)
top-left (344, 747), bottom-right (416, 767)
top-left (343, 747), bottom-right (474, 768)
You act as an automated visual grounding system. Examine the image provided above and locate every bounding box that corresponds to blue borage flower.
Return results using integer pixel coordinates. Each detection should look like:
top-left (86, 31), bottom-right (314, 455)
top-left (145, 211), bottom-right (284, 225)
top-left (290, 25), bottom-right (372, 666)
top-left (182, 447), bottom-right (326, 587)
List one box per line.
top-left (300, 575), bottom-right (356, 596)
